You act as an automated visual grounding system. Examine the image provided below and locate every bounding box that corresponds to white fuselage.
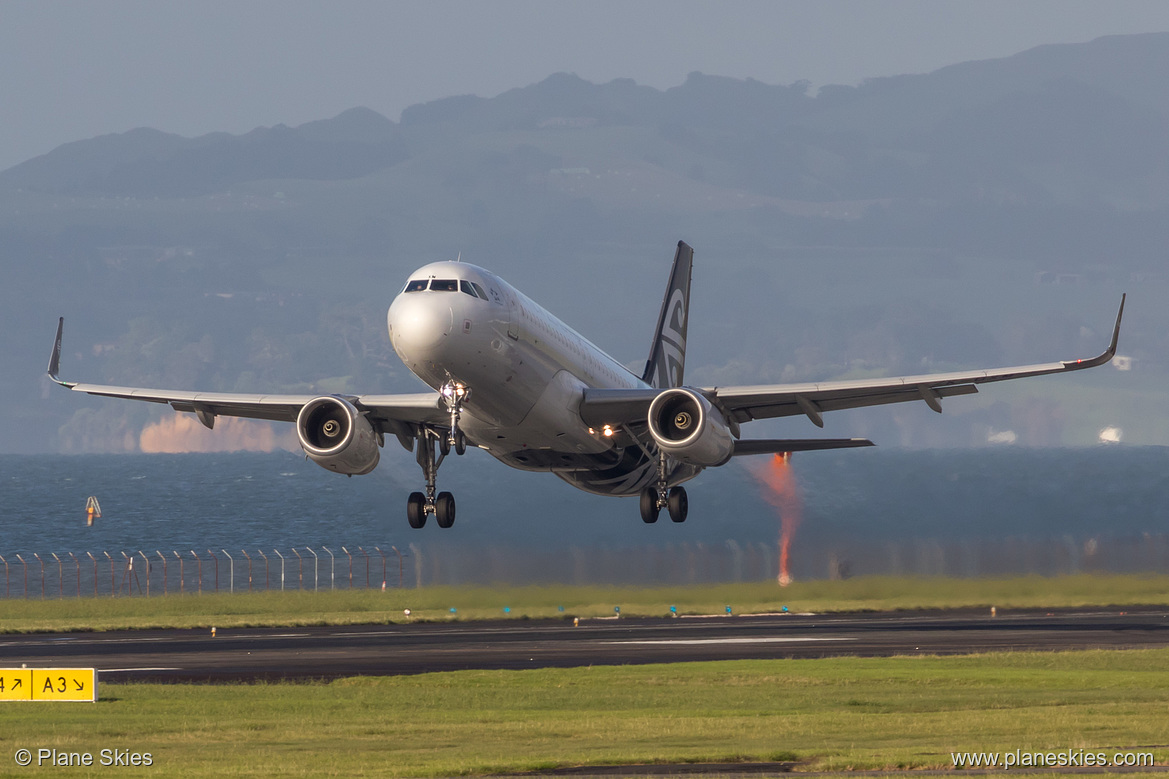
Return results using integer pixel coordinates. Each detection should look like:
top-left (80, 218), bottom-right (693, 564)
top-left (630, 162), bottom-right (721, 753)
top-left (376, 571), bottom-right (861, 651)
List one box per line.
top-left (386, 261), bottom-right (696, 495)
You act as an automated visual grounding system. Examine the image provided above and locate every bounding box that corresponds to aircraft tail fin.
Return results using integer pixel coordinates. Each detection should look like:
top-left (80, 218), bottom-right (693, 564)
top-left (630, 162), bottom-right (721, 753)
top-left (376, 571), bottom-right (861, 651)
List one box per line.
top-left (641, 241), bottom-right (693, 388)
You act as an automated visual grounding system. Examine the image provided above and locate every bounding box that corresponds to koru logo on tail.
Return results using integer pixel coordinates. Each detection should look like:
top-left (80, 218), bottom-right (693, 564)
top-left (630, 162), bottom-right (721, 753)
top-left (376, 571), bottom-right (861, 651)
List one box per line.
top-left (650, 288), bottom-right (686, 388)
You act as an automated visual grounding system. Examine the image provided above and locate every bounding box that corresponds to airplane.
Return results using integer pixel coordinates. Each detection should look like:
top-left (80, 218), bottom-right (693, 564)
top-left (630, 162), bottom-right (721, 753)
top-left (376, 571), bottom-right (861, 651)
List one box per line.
top-left (49, 241), bottom-right (1125, 529)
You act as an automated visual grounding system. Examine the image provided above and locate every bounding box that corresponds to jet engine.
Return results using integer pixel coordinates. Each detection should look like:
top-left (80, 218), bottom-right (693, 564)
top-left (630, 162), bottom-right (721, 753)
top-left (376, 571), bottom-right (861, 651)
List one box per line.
top-left (647, 388), bottom-right (734, 467)
top-left (296, 396), bottom-right (380, 475)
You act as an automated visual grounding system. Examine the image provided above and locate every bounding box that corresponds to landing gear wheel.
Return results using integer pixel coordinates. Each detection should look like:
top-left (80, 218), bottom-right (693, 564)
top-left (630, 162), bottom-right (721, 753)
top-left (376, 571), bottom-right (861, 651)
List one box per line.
top-left (454, 431), bottom-right (467, 456)
top-left (667, 486), bottom-right (688, 523)
top-left (435, 491), bottom-right (456, 528)
top-left (407, 492), bottom-right (427, 529)
top-left (639, 488), bottom-right (660, 524)
top-left (439, 434), bottom-right (451, 456)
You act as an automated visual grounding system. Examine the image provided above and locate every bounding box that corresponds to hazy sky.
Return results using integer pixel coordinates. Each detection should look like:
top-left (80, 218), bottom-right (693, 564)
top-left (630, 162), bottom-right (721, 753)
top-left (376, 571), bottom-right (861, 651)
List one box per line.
top-left (4, 0), bottom-right (1169, 171)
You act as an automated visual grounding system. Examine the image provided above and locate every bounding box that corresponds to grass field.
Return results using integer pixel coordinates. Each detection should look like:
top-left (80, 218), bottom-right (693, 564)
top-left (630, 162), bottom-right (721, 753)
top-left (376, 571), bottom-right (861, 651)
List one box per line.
top-left (2, 576), bottom-right (1165, 776)
top-left (1, 573), bottom-right (1167, 634)
top-left (0, 649), bottom-right (1166, 777)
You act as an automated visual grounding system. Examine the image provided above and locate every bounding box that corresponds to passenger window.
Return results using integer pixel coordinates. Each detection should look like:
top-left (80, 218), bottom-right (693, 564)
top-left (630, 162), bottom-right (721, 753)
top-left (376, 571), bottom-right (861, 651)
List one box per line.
top-left (403, 279), bottom-right (428, 292)
top-left (431, 279), bottom-right (458, 292)
top-left (460, 280), bottom-right (479, 298)
top-left (471, 282), bottom-right (489, 300)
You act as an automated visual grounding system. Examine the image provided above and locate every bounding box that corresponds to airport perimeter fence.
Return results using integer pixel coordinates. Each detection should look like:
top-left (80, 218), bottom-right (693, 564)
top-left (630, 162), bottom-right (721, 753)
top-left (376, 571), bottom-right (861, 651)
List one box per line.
top-left (0, 546), bottom-right (414, 600)
top-left (412, 533), bottom-right (1169, 587)
top-left (3, 532), bottom-right (1169, 598)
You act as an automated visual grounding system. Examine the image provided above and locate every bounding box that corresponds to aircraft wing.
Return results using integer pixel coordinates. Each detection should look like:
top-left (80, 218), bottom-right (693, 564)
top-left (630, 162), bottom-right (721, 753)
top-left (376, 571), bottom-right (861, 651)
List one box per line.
top-left (47, 318), bottom-right (449, 438)
top-left (582, 294), bottom-right (1125, 430)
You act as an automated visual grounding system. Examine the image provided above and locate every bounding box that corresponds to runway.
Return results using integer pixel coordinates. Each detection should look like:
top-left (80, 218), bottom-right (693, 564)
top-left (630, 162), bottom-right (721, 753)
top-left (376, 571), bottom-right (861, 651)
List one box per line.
top-left (2, 608), bottom-right (1167, 683)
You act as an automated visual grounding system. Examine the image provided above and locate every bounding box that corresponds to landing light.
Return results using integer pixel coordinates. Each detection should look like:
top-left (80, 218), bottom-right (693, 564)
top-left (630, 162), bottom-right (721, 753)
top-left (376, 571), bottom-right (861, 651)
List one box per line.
top-left (441, 383), bottom-right (468, 399)
top-left (602, 425), bottom-right (614, 437)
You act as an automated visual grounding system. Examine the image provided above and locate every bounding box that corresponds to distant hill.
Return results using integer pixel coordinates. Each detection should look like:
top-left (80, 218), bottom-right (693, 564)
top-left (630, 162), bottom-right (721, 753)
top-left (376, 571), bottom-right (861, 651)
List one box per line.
top-left (8, 35), bottom-right (1169, 209)
top-left (1, 107), bottom-right (403, 197)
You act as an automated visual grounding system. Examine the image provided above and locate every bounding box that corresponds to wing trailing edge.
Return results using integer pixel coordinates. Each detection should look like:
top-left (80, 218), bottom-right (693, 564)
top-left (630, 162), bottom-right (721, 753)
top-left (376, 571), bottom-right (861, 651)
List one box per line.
top-left (731, 438), bottom-right (874, 456)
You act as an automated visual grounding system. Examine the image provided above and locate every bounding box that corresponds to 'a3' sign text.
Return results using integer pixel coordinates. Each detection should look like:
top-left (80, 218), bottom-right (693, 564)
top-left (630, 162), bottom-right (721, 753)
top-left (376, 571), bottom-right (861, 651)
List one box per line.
top-left (1, 669), bottom-right (97, 702)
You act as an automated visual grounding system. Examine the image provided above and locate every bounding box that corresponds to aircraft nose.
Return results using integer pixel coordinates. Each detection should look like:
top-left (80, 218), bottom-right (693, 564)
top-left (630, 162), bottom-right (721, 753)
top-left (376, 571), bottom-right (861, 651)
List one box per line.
top-left (388, 293), bottom-right (453, 361)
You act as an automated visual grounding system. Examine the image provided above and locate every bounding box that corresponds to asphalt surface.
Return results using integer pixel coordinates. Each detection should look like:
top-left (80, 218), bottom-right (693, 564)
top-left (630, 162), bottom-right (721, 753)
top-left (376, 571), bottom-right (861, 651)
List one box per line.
top-left (2, 608), bottom-right (1168, 683)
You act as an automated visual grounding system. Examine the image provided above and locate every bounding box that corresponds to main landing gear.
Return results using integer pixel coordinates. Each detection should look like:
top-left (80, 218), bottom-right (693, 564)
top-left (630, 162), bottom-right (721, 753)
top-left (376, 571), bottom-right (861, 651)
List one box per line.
top-left (407, 381), bottom-right (469, 529)
top-left (639, 453), bottom-right (688, 524)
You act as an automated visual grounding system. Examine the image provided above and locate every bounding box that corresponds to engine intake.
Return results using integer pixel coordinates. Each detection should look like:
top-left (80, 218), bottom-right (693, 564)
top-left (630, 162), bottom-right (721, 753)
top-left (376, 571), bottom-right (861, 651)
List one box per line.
top-left (647, 388), bottom-right (734, 467)
top-left (296, 396), bottom-right (380, 475)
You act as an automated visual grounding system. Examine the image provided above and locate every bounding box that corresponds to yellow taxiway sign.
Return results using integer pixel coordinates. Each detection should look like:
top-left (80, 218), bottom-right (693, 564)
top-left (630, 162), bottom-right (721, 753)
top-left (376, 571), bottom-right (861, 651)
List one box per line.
top-left (1, 669), bottom-right (96, 702)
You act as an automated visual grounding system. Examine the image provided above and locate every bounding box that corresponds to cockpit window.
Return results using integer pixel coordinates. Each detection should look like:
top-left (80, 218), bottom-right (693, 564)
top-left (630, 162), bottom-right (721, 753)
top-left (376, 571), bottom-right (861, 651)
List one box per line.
top-left (430, 279), bottom-right (458, 292)
top-left (403, 279), bottom-right (428, 292)
top-left (471, 281), bottom-right (489, 300)
top-left (459, 280), bottom-right (482, 298)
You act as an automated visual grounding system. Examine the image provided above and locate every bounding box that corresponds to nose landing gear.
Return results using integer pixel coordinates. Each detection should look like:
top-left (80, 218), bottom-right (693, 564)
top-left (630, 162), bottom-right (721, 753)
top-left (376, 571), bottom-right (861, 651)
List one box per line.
top-left (407, 430), bottom-right (457, 529)
top-left (407, 381), bottom-right (471, 529)
top-left (440, 380), bottom-right (469, 456)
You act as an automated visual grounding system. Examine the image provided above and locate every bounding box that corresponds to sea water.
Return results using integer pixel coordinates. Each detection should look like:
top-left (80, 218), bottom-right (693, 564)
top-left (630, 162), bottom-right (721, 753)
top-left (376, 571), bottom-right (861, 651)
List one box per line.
top-left (2, 447), bottom-right (1167, 584)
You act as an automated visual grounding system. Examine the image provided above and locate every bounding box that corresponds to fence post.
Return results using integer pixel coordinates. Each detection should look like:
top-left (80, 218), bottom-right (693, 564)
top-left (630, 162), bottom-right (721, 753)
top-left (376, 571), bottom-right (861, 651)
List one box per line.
top-left (208, 550), bottom-right (219, 593)
top-left (121, 552), bottom-right (131, 595)
top-left (87, 552), bottom-right (97, 597)
top-left (241, 550), bottom-right (252, 592)
top-left (375, 547), bottom-right (387, 589)
top-left (358, 547), bottom-right (370, 589)
top-left (0, 554), bottom-right (6, 598)
top-left (68, 553), bottom-right (79, 598)
top-left (123, 552), bottom-right (142, 596)
top-left (274, 550), bottom-right (285, 591)
top-left (342, 547), bottom-right (353, 589)
top-left (292, 549), bottom-right (303, 590)
top-left (157, 551), bottom-right (168, 595)
top-left (139, 551), bottom-right (150, 597)
top-left (391, 546), bottom-right (403, 588)
top-left (322, 547), bottom-right (334, 590)
top-left (104, 552), bottom-right (114, 596)
top-left (409, 544), bottom-right (422, 588)
top-left (257, 550), bottom-right (268, 591)
top-left (174, 551), bottom-right (184, 594)
top-left (16, 555), bottom-right (26, 599)
top-left (222, 550), bottom-right (233, 594)
top-left (33, 553), bottom-right (44, 599)
top-left (191, 551), bottom-right (202, 595)
top-left (119, 552), bottom-right (127, 595)
top-left (308, 548), bottom-right (319, 592)
top-left (51, 553), bottom-right (62, 599)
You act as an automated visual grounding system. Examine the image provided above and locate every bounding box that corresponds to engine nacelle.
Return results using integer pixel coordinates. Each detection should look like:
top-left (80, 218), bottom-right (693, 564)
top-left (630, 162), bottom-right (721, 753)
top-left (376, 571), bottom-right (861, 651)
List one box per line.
top-left (647, 388), bottom-right (734, 467)
top-left (296, 396), bottom-right (380, 475)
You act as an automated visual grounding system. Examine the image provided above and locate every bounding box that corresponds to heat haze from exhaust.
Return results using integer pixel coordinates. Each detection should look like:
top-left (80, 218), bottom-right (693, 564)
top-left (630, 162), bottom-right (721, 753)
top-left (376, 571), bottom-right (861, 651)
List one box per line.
top-left (749, 453), bottom-right (802, 586)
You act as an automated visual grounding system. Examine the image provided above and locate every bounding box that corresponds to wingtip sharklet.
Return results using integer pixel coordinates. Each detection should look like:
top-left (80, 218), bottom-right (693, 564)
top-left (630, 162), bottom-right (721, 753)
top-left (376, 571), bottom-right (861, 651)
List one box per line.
top-left (1108, 292), bottom-right (1126, 356)
top-left (47, 316), bottom-right (75, 388)
top-left (1060, 293), bottom-right (1125, 371)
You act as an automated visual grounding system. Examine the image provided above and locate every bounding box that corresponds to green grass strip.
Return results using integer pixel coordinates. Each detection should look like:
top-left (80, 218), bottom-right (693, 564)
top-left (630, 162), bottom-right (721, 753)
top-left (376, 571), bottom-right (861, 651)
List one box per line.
top-left (1, 649), bottom-right (1167, 776)
top-left (1, 573), bottom-right (1167, 634)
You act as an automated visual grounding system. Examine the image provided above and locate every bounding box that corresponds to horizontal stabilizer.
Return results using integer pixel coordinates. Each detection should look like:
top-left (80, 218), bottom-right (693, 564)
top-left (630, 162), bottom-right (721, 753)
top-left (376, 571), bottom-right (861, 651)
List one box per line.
top-left (731, 438), bottom-right (874, 456)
